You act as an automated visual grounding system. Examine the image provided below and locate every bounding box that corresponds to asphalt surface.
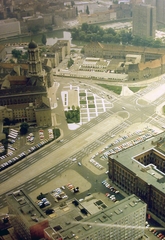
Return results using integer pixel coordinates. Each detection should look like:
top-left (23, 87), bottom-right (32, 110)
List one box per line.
top-left (1, 74), bottom-right (165, 236)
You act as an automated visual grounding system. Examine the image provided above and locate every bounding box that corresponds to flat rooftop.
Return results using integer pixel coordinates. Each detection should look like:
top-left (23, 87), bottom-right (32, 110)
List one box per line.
top-left (111, 132), bottom-right (165, 192)
top-left (6, 189), bottom-right (46, 227)
top-left (50, 194), bottom-right (146, 239)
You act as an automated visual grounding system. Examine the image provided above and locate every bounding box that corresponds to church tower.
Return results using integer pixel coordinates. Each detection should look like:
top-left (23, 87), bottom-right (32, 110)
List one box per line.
top-left (28, 40), bottom-right (42, 76)
top-left (27, 40), bottom-right (46, 86)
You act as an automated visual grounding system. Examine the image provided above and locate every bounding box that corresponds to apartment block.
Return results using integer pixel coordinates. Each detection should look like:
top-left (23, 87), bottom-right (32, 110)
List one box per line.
top-left (6, 189), bottom-right (146, 240)
top-left (0, 18), bottom-right (21, 39)
top-left (132, 4), bottom-right (156, 38)
top-left (108, 132), bottom-right (165, 227)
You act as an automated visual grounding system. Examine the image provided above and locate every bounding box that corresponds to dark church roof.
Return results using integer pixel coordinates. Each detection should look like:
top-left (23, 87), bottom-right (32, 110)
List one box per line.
top-left (28, 40), bottom-right (37, 49)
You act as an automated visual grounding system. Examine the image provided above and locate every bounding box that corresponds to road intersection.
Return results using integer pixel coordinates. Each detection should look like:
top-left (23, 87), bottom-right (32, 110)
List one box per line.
top-left (1, 75), bottom-right (165, 214)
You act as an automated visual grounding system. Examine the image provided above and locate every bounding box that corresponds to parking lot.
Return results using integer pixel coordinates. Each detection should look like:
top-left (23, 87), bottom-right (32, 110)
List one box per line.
top-left (0, 127), bottom-right (55, 171)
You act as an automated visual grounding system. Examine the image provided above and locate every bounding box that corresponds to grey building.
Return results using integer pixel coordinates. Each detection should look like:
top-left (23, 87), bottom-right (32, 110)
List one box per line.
top-left (0, 18), bottom-right (21, 39)
top-left (132, 4), bottom-right (156, 38)
top-left (108, 132), bottom-right (165, 227)
top-left (6, 189), bottom-right (147, 240)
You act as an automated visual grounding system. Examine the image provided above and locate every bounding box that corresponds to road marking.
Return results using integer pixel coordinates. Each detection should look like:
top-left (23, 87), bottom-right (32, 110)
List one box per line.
top-left (27, 179), bottom-right (35, 183)
top-left (10, 170), bottom-right (19, 175)
top-left (38, 180), bottom-right (48, 185)
top-left (39, 173), bottom-right (46, 178)
top-left (28, 186), bottom-right (37, 192)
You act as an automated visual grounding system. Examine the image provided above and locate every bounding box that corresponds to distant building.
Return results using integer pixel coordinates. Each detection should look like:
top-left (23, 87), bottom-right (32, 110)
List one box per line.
top-left (132, 4), bottom-right (156, 38)
top-left (0, 18), bottom-right (21, 39)
top-left (84, 42), bottom-right (165, 81)
top-left (108, 133), bottom-right (165, 227)
top-left (46, 40), bottom-right (70, 68)
top-left (156, 0), bottom-right (165, 26)
top-left (78, 10), bottom-right (116, 24)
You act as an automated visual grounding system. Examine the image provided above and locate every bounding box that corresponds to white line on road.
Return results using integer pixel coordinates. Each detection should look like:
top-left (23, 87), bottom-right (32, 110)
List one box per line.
top-left (39, 173), bottom-right (46, 178)
top-left (27, 179), bottom-right (35, 184)
top-left (38, 180), bottom-right (48, 185)
top-left (48, 174), bottom-right (56, 180)
top-left (28, 186), bottom-right (37, 192)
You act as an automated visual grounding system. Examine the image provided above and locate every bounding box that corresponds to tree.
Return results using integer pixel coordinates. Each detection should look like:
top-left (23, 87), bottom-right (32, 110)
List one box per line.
top-left (67, 58), bottom-right (74, 68)
top-left (20, 122), bottom-right (29, 135)
top-left (82, 23), bottom-right (89, 32)
top-left (3, 118), bottom-right (11, 126)
top-left (28, 25), bottom-right (40, 34)
top-left (12, 49), bottom-right (22, 59)
top-left (41, 34), bottom-right (47, 45)
top-left (86, 5), bottom-right (90, 15)
top-left (71, 0), bottom-right (75, 7)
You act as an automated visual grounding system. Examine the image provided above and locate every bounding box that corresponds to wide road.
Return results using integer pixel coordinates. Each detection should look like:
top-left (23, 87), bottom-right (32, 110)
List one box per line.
top-left (1, 76), bottom-right (165, 209)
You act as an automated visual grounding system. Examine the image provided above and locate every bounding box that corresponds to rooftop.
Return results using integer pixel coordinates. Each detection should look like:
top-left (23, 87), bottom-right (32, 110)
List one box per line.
top-left (6, 189), bottom-right (46, 227)
top-left (110, 132), bottom-right (165, 192)
top-left (50, 195), bottom-right (146, 239)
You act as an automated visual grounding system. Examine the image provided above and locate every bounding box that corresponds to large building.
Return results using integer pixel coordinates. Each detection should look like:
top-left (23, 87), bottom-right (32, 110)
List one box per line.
top-left (0, 18), bottom-right (21, 39)
top-left (0, 41), bottom-right (53, 127)
top-left (84, 42), bottom-right (165, 81)
top-left (132, 4), bottom-right (156, 38)
top-left (6, 189), bottom-right (147, 240)
top-left (6, 189), bottom-right (50, 240)
top-left (108, 132), bottom-right (165, 227)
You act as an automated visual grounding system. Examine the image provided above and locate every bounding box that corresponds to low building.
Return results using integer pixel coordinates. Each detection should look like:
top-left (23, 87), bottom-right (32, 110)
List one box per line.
top-left (79, 57), bottom-right (110, 72)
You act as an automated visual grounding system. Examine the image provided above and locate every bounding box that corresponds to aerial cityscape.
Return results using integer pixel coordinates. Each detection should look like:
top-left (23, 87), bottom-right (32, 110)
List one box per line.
top-left (1, 0), bottom-right (165, 239)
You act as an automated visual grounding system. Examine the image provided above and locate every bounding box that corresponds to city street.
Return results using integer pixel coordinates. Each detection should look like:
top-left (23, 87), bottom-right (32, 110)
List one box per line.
top-left (1, 73), bottom-right (165, 237)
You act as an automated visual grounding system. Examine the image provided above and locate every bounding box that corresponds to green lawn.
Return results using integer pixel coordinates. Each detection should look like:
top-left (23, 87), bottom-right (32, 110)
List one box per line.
top-left (129, 86), bottom-right (146, 93)
top-left (97, 84), bottom-right (122, 95)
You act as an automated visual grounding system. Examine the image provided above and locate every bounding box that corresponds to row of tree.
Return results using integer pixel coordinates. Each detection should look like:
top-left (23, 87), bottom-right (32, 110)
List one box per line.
top-left (71, 23), bottom-right (163, 48)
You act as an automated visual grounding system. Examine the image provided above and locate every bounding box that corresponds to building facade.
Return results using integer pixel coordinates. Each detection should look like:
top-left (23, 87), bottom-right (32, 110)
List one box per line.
top-left (6, 189), bottom-right (146, 240)
top-left (84, 42), bottom-right (165, 81)
top-left (132, 4), bottom-right (156, 38)
top-left (0, 18), bottom-right (21, 39)
top-left (0, 41), bottom-right (53, 127)
top-left (108, 133), bottom-right (165, 227)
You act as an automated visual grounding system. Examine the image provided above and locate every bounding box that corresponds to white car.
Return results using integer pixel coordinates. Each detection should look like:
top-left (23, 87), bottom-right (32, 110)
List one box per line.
top-left (78, 162), bottom-right (81, 166)
top-left (79, 198), bottom-right (84, 202)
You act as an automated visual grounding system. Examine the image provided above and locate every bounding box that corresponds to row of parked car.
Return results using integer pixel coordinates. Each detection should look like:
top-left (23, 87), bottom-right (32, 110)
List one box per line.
top-left (149, 228), bottom-right (165, 239)
top-left (0, 139), bottom-right (51, 172)
top-left (105, 193), bottom-right (117, 202)
top-left (102, 132), bottom-right (154, 160)
top-left (102, 180), bottom-right (119, 194)
top-left (89, 158), bottom-right (103, 170)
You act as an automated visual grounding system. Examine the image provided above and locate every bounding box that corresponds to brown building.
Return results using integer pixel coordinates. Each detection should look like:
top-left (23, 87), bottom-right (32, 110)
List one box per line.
top-left (84, 42), bottom-right (165, 81)
top-left (0, 40), bottom-right (53, 127)
top-left (108, 133), bottom-right (165, 227)
top-left (46, 40), bottom-right (70, 68)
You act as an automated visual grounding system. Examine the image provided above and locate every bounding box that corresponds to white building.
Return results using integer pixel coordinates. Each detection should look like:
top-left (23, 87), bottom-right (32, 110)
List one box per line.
top-left (0, 18), bottom-right (21, 39)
